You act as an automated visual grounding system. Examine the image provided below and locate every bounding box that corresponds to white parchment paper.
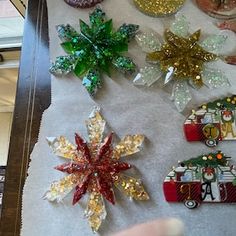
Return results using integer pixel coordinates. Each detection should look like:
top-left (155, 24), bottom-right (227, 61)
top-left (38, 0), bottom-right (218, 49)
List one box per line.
top-left (21, 0), bottom-right (236, 235)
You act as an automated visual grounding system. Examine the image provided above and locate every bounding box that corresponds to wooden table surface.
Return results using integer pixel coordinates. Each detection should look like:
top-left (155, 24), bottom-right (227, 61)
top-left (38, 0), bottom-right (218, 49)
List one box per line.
top-left (0, 0), bottom-right (51, 235)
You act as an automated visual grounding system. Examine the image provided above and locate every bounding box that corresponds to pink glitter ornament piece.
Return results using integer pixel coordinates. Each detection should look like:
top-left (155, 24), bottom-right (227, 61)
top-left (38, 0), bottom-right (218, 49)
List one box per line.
top-left (64, 0), bottom-right (104, 9)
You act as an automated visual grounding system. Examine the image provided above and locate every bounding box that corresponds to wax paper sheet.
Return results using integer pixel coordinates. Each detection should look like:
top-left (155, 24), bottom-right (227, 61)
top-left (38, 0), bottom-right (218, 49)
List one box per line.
top-left (21, 0), bottom-right (236, 235)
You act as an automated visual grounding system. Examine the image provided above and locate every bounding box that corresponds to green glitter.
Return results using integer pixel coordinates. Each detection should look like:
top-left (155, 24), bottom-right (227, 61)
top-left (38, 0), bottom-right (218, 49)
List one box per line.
top-left (50, 8), bottom-right (139, 96)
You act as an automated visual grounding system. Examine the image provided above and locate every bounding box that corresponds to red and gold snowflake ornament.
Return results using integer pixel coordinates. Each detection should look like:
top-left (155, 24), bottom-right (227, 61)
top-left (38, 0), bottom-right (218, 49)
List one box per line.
top-left (44, 108), bottom-right (149, 232)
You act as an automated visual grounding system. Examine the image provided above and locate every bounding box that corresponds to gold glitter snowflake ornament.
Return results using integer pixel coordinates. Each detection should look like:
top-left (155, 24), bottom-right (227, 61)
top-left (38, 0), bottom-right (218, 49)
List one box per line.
top-left (134, 15), bottom-right (230, 112)
top-left (44, 108), bottom-right (149, 232)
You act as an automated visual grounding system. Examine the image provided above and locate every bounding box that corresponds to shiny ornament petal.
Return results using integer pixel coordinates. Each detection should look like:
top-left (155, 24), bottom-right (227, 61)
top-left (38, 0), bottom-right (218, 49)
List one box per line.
top-left (112, 56), bottom-right (136, 74)
top-left (44, 174), bottom-right (78, 202)
top-left (50, 8), bottom-right (139, 96)
top-left (202, 67), bottom-right (230, 89)
top-left (133, 0), bottom-right (186, 17)
top-left (135, 31), bottom-right (161, 53)
top-left (114, 135), bottom-right (145, 159)
top-left (86, 107), bottom-right (106, 146)
top-left (50, 55), bottom-right (77, 75)
top-left (164, 66), bottom-right (175, 85)
top-left (118, 24), bottom-right (140, 41)
top-left (172, 80), bottom-right (192, 112)
top-left (56, 24), bottom-right (79, 42)
top-left (170, 15), bottom-right (189, 37)
top-left (46, 136), bottom-right (77, 160)
top-left (82, 70), bottom-right (102, 96)
top-left (46, 109), bottom-right (149, 232)
top-left (85, 192), bottom-right (107, 233)
top-left (114, 174), bottom-right (149, 200)
top-left (133, 66), bottom-right (163, 86)
top-left (200, 35), bottom-right (228, 54)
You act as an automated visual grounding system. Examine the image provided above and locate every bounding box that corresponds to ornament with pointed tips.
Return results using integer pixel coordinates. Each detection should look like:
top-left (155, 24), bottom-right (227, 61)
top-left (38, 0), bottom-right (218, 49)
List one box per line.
top-left (50, 8), bottom-right (139, 96)
top-left (134, 15), bottom-right (230, 112)
top-left (44, 108), bottom-right (149, 232)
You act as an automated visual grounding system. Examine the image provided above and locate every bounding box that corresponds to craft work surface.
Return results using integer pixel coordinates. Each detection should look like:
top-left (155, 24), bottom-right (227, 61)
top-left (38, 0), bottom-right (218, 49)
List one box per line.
top-left (21, 1), bottom-right (236, 236)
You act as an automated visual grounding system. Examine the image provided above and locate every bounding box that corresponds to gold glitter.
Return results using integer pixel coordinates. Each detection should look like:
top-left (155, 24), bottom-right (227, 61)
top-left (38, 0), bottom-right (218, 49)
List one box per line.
top-left (44, 174), bottom-right (78, 202)
top-left (85, 192), bottom-right (106, 233)
top-left (45, 108), bottom-right (149, 232)
top-left (86, 108), bottom-right (106, 146)
top-left (113, 135), bottom-right (145, 159)
top-left (133, 0), bottom-right (186, 17)
top-left (47, 136), bottom-right (77, 159)
top-left (147, 30), bottom-right (217, 86)
top-left (114, 174), bottom-right (149, 201)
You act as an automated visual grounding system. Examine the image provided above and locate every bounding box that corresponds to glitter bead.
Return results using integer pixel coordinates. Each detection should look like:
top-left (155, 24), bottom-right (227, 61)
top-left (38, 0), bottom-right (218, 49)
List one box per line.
top-left (133, 0), bottom-right (186, 17)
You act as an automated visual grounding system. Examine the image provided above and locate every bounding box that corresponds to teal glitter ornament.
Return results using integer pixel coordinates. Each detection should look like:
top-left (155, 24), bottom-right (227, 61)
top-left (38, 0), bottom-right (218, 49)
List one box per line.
top-left (50, 8), bottom-right (139, 96)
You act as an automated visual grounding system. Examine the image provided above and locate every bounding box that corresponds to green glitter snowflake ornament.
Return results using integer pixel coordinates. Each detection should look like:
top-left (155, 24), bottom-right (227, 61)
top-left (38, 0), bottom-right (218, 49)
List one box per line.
top-left (50, 8), bottom-right (139, 96)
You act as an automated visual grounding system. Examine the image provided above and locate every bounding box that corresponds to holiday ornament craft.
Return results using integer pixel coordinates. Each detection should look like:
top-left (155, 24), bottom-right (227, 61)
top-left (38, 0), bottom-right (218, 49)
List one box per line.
top-left (44, 108), bottom-right (149, 232)
top-left (134, 15), bottom-right (230, 112)
top-left (163, 151), bottom-right (236, 209)
top-left (50, 8), bottom-right (139, 96)
top-left (184, 95), bottom-right (236, 147)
